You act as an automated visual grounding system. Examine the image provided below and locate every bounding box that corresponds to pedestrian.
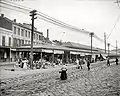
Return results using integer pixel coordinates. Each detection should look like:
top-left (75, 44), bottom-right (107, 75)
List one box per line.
top-left (79, 59), bottom-right (83, 69)
top-left (107, 57), bottom-right (110, 66)
top-left (115, 57), bottom-right (119, 65)
top-left (59, 64), bottom-right (67, 80)
top-left (76, 59), bottom-right (79, 69)
top-left (86, 59), bottom-right (90, 70)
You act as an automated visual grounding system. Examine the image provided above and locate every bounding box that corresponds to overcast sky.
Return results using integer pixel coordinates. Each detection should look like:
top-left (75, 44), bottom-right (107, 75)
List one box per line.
top-left (0, 0), bottom-right (120, 49)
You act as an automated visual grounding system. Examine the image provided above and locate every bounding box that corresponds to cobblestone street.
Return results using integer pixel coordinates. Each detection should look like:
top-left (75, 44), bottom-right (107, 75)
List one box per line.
top-left (1, 62), bottom-right (120, 96)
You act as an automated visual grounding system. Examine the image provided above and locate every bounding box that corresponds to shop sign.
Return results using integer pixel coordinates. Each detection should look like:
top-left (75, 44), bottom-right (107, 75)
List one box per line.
top-left (54, 50), bottom-right (64, 54)
top-left (42, 49), bottom-right (53, 53)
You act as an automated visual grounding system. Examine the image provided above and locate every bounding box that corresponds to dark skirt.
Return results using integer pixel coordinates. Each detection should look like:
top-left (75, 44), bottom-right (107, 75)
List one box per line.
top-left (60, 70), bottom-right (67, 80)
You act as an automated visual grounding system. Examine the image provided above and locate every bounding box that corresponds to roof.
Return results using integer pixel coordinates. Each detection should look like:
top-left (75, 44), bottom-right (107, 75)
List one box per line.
top-left (16, 43), bottom-right (100, 54)
top-left (13, 22), bottom-right (43, 35)
top-left (62, 42), bottom-right (98, 51)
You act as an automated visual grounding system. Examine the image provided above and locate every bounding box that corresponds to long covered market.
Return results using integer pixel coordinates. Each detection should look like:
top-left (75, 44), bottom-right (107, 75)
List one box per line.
top-left (15, 43), bottom-right (106, 69)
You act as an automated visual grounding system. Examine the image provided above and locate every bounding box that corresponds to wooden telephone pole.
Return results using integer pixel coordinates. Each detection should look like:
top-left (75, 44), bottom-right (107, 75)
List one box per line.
top-left (116, 40), bottom-right (118, 56)
top-left (29, 10), bottom-right (37, 69)
top-left (108, 43), bottom-right (110, 57)
top-left (90, 32), bottom-right (94, 54)
top-left (104, 32), bottom-right (107, 53)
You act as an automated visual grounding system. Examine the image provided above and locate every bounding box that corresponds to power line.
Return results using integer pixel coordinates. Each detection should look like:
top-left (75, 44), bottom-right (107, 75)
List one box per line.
top-left (2, 0), bottom-right (31, 11)
top-left (107, 14), bottom-right (120, 39)
top-left (1, 1), bottom-right (101, 37)
top-left (1, 0), bottom-right (116, 48)
top-left (0, 5), bottom-right (29, 15)
top-left (1, 0), bottom-right (91, 35)
top-left (3, 0), bottom-right (109, 43)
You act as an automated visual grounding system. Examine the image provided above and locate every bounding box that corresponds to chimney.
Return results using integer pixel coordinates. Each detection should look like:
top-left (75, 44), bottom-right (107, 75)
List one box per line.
top-left (14, 19), bottom-right (16, 22)
top-left (47, 29), bottom-right (49, 39)
top-left (1, 14), bottom-right (4, 17)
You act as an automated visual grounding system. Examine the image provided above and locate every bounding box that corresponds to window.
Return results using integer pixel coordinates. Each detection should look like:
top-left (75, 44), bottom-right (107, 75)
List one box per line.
top-left (39, 35), bottom-right (41, 40)
top-left (25, 40), bottom-right (27, 44)
top-left (37, 34), bottom-right (38, 40)
top-left (13, 38), bottom-right (17, 47)
top-left (14, 27), bottom-right (16, 34)
top-left (28, 31), bottom-right (30, 38)
top-left (28, 41), bottom-right (30, 44)
top-left (33, 33), bottom-right (35, 40)
top-left (21, 40), bottom-right (24, 45)
top-left (9, 37), bottom-right (11, 46)
top-left (21, 29), bottom-right (24, 36)
top-left (2, 36), bottom-right (5, 46)
top-left (18, 28), bottom-right (20, 35)
top-left (25, 30), bottom-right (27, 37)
top-left (33, 42), bottom-right (35, 45)
top-left (18, 39), bottom-right (21, 46)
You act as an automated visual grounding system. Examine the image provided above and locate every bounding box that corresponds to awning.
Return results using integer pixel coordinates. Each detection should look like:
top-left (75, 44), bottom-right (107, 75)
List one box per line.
top-left (42, 49), bottom-right (53, 53)
top-left (11, 48), bottom-right (16, 51)
top-left (70, 51), bottom-right (80, 54)
top-left (80, 53), bottom-right (85, 56)
top-left (54, 50), bottom-right (64, 54)
top-left (84, 53), bottom-right (91, 55)
top-left (101, 54), bottom-right (107, 59)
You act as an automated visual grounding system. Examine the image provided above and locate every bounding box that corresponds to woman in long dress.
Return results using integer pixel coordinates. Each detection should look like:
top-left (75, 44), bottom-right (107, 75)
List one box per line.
top-left (59, 64), bottom-right (67, 80)
top-left (23, 60), bottom-right (28, 69)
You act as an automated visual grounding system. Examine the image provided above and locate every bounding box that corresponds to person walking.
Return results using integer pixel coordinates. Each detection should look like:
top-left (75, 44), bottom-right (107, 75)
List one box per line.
top-left (107, 57), bottom-right (110, 66)
top-left (86, 58), bottom-right (90, 70)
top-left (59, 64), bottom-right (67, 80)
top-left (79, 58), bottom-right (83, 69)
top-left (115, 57), bottom-right (119, 65)
top-left (76, 59), bottom-right (79, 69)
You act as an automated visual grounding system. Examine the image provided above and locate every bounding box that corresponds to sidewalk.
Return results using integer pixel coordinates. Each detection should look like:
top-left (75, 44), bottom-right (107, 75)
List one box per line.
top-left (0, 62), bottom-right (16, 66)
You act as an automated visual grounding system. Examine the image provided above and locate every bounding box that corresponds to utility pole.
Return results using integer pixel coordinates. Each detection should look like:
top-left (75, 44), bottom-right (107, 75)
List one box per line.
top-left (90, 32), bottom-right (94, 54)
top-left (29, 10), bottom-right (37, 69)
top-left (108, 43), bottom-right (110, 57)
top-left (104, 32), bottom-right (107, 53)
top-left (116, 40), bottom-right (117, 56)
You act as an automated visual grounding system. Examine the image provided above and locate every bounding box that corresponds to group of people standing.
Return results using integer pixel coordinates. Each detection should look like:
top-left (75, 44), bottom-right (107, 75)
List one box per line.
top-left (107, 57), bottom-right (119, 66)
top-left (76, 58), bottom-right (90, 70)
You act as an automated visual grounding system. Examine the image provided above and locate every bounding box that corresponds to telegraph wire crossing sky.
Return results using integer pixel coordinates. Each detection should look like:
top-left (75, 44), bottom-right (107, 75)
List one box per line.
top-left (0, 0), bottom-right (120, 49)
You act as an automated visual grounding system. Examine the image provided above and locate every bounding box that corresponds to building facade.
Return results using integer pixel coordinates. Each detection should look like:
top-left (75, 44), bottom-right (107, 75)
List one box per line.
top-left (0, 14), bottom-right (49, 62)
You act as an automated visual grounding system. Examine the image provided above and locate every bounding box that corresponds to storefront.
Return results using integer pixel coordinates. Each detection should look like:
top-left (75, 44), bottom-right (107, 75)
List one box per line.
top-left (0, 46), bottom-right (10, 62)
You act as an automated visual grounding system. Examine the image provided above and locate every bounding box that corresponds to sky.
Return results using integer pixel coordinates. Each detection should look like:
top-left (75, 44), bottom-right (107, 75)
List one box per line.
top-left (0, 0), bottom-right (120, 50)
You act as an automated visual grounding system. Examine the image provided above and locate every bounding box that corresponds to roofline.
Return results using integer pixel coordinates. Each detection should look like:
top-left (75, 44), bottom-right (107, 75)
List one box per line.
top-left (13, 22), bottom-right (43, 35)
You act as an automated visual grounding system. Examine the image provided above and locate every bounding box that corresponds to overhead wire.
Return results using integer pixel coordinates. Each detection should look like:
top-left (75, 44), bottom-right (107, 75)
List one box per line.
top-left (107, 13), bottom-right (120, 39)
top-left (0, 5), bottom-right (29, 15)
top-left (1, 0), bottom-right (116, 48)
top-left (2, 0), bottom-right (90, 35)
top-left (3, 0), bottom-right (90, 35)
top-left (1, 1), bottom-right (100, 35)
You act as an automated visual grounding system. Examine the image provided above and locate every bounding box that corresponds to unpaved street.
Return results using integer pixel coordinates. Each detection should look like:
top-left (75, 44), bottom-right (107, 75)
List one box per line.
top-left (1, 62), bottom-right (120, 96)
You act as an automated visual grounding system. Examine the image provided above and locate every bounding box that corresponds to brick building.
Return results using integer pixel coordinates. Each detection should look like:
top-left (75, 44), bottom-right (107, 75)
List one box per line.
top-left (0, 14), bottom-right (50, 62)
